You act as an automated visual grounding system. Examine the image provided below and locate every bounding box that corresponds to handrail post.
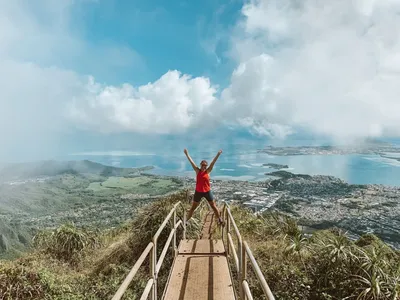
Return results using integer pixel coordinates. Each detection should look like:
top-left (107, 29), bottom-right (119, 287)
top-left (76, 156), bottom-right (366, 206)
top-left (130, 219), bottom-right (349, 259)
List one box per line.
top-left (226, 211), bottom-right (231, 256)
top-left (183, 210), bottom-right (187, 240)
top-left (152, 237), bottom-right (158, 300)
top-left (150, 242), bottom-right (156, 300)
top-left (240, 242), bottom-right (247, 300)
top-left (173, 209), bottom-right (177, 257)
top-left (238, 236), bottom-right (243, 299)
top-left (221, 205), bottom-right (225, 243)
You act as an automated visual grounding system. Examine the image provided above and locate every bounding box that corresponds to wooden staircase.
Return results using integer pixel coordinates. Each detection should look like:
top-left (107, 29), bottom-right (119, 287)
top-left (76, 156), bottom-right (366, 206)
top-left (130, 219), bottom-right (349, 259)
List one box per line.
top-left (111, 200), bottom-right (275, 300)
top-left (162, 212), bottom-right (235, 299)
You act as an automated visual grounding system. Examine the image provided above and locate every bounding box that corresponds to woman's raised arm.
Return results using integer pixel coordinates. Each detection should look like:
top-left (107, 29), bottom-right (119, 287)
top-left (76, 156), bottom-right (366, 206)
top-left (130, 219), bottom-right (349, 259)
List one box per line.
top-left (206, 150), bottom-right (222, 173)
top-left (184, 149), bottom-right (199, 173)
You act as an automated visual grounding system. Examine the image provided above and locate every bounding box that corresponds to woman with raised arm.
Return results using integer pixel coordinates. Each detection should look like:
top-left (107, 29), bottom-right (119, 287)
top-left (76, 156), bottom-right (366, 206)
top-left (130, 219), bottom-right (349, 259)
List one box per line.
top-left (184, 148), bottom-right (224, 225)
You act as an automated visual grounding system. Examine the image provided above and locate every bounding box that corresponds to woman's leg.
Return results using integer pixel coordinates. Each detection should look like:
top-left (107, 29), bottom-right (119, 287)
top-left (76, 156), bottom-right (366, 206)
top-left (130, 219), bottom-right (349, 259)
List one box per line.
top-left (205, 191), bottom-right (223, 223)
top-left (187, 191), bottom-right (202, 222)
top-left (208, 201), bottom-right (221, 220)
top-left (187, 201), bottom-right (200, 221)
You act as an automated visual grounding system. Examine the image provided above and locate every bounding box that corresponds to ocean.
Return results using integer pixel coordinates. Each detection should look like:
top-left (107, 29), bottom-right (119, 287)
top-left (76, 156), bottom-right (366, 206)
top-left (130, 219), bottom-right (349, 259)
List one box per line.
top-left (67, 147), bottom-right (400, 187)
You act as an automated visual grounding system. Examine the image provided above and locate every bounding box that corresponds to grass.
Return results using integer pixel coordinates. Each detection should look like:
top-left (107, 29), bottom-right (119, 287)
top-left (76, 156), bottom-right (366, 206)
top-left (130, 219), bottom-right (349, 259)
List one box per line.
top-left (0, 191), bottom-right (399, 299)
top-left (228, 205), bottom-right (400, 300)
top-left (0, 173), bottom-right (185, 259)
top-left (87, 176), bottom-right (175, 195)
top-left (88, 177), bottom-right (146, 191)
top-left (0, 190), bottom-right (202, 299)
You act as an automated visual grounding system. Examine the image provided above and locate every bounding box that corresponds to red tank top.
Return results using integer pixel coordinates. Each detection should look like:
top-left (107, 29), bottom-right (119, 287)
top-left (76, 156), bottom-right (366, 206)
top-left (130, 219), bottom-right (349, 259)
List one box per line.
top-left (196, 171), bottom-right (211, 192)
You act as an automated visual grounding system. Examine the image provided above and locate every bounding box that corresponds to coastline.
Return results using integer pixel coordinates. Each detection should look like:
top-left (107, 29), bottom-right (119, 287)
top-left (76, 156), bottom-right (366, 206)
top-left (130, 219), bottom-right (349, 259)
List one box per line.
top-left (1, 156), bottom-right (399, 256)
top-left (143, 171), bottom-right (400, 249)
top-left (64, 146), bottom-right (400, 187)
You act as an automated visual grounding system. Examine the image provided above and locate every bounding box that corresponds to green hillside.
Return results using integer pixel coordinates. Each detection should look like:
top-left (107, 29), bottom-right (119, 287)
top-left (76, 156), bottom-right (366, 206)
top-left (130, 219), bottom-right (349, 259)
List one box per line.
top-left (0, 159), bottom-right (153, 181)
top-left (0, 160), bottom-right (182, 259)
top-left (0, 191), bottom-right (398, 299)
top-left (0, 160), bottom-right (399, 299)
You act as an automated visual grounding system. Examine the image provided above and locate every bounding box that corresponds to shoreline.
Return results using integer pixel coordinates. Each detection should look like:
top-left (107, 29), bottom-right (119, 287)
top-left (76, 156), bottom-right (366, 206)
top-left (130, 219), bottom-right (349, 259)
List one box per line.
top-left (142, 171), bottom-right (400, 249)
top-left (142, 169), bottom-right (400, 189)
top-left (0, 160), bottom-right (399, 256)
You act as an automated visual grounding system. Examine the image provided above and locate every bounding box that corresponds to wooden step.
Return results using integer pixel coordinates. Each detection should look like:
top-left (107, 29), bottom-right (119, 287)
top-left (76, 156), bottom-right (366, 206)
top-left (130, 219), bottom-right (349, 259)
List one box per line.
top-left (201, 212), bottom-right (215, 239)
top-left (178, 239), bottom-right (225, 255)
top-left (162, 245), bottom-right (235, 299)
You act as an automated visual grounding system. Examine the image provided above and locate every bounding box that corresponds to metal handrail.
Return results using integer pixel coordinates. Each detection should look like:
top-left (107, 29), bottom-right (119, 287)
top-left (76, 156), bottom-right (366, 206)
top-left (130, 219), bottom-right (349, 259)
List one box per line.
top-left (242, 280), bottom-right (254, 300)
top-left (140, 279), bottom-right (155, 300)
top-left (222, 202), bottom-right (275, 300)
top-left (112, 201), bottom-right (187, 300)
top-left (242, 241), bottom-right (275, 300)
top-left (111, 242), bottom-right (154, 300)
top-left (112, 198), bottom-right (275, 300)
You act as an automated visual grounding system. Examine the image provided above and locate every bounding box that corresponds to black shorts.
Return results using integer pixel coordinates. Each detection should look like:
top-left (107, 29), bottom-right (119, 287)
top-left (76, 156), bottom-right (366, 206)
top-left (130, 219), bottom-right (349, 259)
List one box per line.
top-left (193, 190), bottom-right (214, 202)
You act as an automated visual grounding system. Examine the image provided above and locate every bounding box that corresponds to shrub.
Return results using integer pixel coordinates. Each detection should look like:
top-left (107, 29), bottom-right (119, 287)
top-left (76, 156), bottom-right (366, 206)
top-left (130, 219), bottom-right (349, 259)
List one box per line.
top-left (0, 262), bottom-right (50, 299)
top-left (33, 223), bottom-right (101, 264)
top-left (2, 191), bottom-right (399, 300)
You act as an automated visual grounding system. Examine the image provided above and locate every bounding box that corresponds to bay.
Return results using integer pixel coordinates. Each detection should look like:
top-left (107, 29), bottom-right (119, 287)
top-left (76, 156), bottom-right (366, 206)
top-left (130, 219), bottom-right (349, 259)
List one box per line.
top-left (66, 150), bottom-right (400, 187)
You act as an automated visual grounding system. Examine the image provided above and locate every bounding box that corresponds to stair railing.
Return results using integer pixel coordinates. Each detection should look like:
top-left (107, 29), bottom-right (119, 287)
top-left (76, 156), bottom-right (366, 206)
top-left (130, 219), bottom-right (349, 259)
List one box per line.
top-left (112, 197), bottom-right (208, 300)
top-left (112, 201), bottom-right (187, 300)
top-left (221, 202), bottom-right (275, 300)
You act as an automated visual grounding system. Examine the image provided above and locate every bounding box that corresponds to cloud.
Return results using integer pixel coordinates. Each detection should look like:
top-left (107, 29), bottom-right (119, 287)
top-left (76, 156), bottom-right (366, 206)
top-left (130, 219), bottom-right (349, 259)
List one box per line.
top-left (68, 71), bottom-right (218, 134)
top-left (0, 58), bottom-right (84, 160)
top-left (223, 0), bottom-right (400, 140)
top-left (3, 0), bottom-right (400, 162)
top-left (73, 0), bottom-right (400, 141)
top-left (0, 0), bottom-right (144, 160)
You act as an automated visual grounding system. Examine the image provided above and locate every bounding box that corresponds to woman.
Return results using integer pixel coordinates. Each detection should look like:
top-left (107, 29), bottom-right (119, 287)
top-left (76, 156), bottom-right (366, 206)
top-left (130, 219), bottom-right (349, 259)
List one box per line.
top-left (184, 148), bottom-right (224, 225)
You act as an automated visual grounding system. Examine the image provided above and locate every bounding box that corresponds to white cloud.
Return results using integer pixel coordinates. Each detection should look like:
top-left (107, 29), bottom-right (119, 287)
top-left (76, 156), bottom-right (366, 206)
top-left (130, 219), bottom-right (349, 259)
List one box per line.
top-left (222, 0), bottom-right (400, 140)
top-left (218, 54), bottom-right (294, 138)
top-left (0, 1), bottom-right (220, 157)
top-left (0, 0), bottom-right (144, 160)
top-left (68, 71), bottom-right (218, 134)
top-left (71, 0), bottom-right (400, 141)
top-left (3, 0), bottom-right (400, 162)
top-left (0, 60), bottom-right (81, 133)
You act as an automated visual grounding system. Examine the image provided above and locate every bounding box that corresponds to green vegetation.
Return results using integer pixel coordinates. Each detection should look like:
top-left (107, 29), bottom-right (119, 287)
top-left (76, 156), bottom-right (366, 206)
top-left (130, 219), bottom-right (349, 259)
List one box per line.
top-left (32, 223), bottom-right (101, 264)
top-left (266, 170), bottom-right (312, 179)
top-left (0, 159), bottom-right (398, 299)
top-left (0, 191), bottom-right (202, 300)
top-left (0, 191), bottom-right (399, 299)
top-left (230, 207), bottom-right (400, 300)
top-left (0, 160), bottom-right (183, 259)
top-left (88, 176), bottom-right (175, 195)
top-left (0, 159), bottom-right (153, 181)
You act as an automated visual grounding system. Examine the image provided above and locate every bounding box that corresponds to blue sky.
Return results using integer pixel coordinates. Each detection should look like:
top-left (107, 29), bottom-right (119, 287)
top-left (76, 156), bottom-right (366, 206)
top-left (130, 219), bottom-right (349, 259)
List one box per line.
top-left (33, 0), bottom-right (241, 86)
top-left (1, 0), bottom-right (400, 162)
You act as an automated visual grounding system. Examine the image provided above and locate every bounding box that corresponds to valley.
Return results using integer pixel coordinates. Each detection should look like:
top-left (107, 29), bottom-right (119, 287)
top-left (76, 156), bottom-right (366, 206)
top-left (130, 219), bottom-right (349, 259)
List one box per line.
top-left (0, 160), bottom-right (183, 258)
top-left (0, 159), bottom-right (399, 259)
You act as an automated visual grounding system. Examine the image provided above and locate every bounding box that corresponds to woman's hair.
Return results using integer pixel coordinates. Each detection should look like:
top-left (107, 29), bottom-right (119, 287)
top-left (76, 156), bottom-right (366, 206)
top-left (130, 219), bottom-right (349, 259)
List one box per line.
top-left (200, 160), bottom-right (208, 166)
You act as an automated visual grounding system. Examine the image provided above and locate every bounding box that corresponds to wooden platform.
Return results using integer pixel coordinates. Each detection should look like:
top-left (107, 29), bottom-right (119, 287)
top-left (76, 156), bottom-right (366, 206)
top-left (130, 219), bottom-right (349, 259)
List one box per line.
top-left (178, 239), bottom-right (225, 255)
top-left (162, 239), bottom-right (235, 300)
top-left (162, 211), bottom-right (235, 300)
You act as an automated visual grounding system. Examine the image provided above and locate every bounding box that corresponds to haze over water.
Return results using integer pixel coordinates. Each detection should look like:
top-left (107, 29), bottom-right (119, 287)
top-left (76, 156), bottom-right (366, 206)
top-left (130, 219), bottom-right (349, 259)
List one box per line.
top-left (67, 138), bottom-right (400, 187)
